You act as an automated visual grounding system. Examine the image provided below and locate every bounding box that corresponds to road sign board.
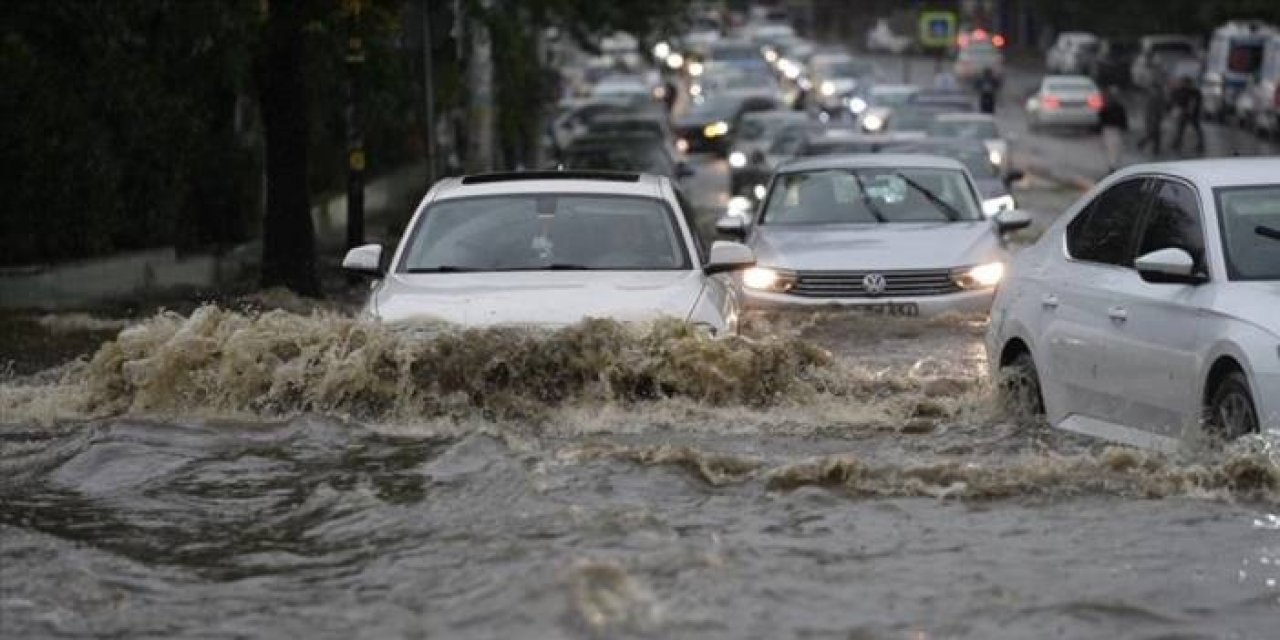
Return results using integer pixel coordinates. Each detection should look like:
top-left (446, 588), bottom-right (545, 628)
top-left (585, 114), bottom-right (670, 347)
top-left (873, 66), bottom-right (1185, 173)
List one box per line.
top-left (918, 11), bottom-right (957, 48)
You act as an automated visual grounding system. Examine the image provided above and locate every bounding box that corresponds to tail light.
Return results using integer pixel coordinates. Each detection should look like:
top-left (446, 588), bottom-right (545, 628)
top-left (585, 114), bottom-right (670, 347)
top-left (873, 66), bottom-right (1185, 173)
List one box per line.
top-left (992, 34), bottom-right (1006, 48)
top-left (972, 28), bottom-right (988, 41)
top-left (958, 34), bottom-right (969, 47)
top-left (1042, 94), bottom-right (1061, 109)
top-left (1086, 92), bottom-right (1103, 110)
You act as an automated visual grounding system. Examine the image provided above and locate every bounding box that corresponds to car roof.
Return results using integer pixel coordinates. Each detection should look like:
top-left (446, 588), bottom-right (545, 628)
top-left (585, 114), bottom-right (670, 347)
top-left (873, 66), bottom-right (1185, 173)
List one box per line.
top-left (1112, 157), bottom-right (1280, 189)
top-left (779, 153), bottom-right (967, 174)
top-left (433, 172), bottom-right (666, 200)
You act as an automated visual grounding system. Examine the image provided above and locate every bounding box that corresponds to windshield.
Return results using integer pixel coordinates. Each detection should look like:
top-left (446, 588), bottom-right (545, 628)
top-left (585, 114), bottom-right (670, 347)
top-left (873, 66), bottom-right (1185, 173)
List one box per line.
top-left (872, 88), bottom-right (917, 106)
top-left (1215, 185), bottom-right (1280, 281)
top-left (738, 115), bottom-right (798, 141)
top-left (927, 119), bottom-right (999, 139)
top-left (400, 195), bottom-right (689, 272)
top-left (761, 168), bottom-right (981, 224)
top-left (563, 142), bottom-right (674, 176)
top-left (888, 106), bottom-right (942, 131)
top-left (1227, 43), bottom-right (1264, 73)
top-left (709, 43), bottom-right (759, 61)
top-left (898, 145), bottom-right (999, 178)
top-left (689, 96), bottom-right (741, 120)
top-left (819, 60), bottom-right (876, 78)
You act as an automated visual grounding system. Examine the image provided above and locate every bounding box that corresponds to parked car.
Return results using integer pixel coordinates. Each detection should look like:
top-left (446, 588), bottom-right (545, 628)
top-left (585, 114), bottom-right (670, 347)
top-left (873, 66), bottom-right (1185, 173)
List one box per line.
top-left (1047, 31), bottom-right (1100, 74)
top-left (343, 171), bottom-right (755, 333)
top-left (1131, 35), bottom-right (1201, 91)
top-left (720, 154), bottom-right (1030, 316)
top-left (1089, 38), bottom-right (1139, 88)
top-left (1025, 75), bottom-right (1103, 131)
top-left (1201, 21), bottom-right (1279, 121)
top-left (987, 158), bottom-right (1280, 447)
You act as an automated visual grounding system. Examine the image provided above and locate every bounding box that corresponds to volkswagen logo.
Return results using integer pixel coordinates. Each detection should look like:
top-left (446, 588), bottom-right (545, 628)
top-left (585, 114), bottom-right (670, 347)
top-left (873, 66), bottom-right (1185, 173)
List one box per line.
top-left (862, 273), bottom-right (887, 296)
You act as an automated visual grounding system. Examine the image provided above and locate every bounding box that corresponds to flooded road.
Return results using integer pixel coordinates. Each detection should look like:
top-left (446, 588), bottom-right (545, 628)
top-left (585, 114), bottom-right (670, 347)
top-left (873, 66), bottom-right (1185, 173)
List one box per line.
top-left (2, 309), bottom-right (1279, 639)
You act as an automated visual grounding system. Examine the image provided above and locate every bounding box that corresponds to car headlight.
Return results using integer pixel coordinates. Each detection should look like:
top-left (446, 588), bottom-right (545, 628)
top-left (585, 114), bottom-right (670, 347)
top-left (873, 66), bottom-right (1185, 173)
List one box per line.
top-left (728, 151), bottom-right (748, 168)
top-left (666, 53), bottom-right (685, 70)
top-left (849, 97), bottom-right (868, 114)
top-left (653, 42), bottom-right (671, 60)
top-left (753, 184), bottom-right (767, 200)
top-left (676, 138), bottom-right (689, 153)
top-left (982, 195), bottom-right (1016, 217)
top-left (742, 266), bottom-right (797, 292)
top-left (862, 113), bottom-right (884, 132)
top-left (688, 61), bottom-right (704, 77)
top-left (727, 195), bottom-right (753, 215)
top-left (951, 262), bottom-right (1005, 289)
top-left (703, 121), bottom-right (730, 138)
top-left (988, 149), bottom-right (1004, 166)
top-left (820, 81), bottom-right (836, 96)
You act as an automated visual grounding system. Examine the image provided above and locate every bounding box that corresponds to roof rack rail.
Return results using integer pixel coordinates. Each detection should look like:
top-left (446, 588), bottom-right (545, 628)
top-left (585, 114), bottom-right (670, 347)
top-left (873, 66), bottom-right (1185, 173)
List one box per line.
top-left (460, 170), bottom-right (641, 185)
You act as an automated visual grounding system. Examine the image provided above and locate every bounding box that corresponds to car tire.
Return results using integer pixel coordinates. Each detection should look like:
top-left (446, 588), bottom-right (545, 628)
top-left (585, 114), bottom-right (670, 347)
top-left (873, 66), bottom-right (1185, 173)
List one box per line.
top-left (1206, 371), bottom-right (1259, 439)
top-left (999, 351), bottom-right (1045, 421)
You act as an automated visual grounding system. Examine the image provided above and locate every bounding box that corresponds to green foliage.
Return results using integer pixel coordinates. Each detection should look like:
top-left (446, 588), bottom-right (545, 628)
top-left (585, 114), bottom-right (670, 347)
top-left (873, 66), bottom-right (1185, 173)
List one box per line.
top-left (1033, 0), bottom-right (1280, 37)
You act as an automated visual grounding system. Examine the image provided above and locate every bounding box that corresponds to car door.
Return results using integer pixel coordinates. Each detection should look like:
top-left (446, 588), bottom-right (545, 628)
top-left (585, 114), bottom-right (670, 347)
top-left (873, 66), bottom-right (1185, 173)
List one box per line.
top-left (1041, 178), bottom-right (1152, 424)
top-left (1101, 178), bottom-right (1211, 435)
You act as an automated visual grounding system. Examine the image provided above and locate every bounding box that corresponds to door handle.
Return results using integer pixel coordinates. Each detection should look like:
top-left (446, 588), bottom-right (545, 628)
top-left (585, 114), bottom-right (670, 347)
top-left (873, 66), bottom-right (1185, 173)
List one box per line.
top-left (1041, 294), bottom-right (1059, 309)
top-left (1108, 306), bottom-right (1128, 322)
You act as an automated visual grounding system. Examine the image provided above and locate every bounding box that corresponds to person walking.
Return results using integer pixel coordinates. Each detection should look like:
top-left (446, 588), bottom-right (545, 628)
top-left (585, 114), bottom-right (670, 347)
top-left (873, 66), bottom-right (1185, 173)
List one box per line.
top-left (1098, 86), bottom-right (1129, 172)
top-left (1136, 67), bottom-right (1167, 154)
top-left (1170, 75), bottom-right (1205, 154)
top-left (976, 68), bottom-right (998, 114)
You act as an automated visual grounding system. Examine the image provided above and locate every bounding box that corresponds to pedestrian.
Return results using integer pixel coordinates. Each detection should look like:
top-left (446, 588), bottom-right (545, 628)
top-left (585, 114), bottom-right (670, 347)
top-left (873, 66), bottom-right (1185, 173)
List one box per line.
top-left (1098, 86), bottom-right (1129, 172)
top-left (976, 68), bottom-right (998, 114)
top-left (662, 78), bottom-right (678, 114)
top-left (1136, 67), bottom-right (1167, 154)
top-left (1169, 75), bottom-right (1205, 154)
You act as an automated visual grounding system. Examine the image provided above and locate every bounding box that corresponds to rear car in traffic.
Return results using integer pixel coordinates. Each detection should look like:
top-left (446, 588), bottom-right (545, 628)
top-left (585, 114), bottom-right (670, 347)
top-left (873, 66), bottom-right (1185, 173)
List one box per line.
top-left (1025, 75), bottom-right (1103, 131)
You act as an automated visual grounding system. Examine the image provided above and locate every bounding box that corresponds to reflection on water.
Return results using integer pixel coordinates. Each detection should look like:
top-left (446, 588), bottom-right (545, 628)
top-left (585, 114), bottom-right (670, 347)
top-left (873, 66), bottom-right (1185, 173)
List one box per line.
top-left (2, 308), bottom-right (1279, 638)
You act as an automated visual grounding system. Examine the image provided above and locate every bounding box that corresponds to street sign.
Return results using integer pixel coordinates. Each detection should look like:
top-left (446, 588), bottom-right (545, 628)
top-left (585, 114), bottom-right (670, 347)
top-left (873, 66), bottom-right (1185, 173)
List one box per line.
top-left (918, 11), bottom-right (957, 49)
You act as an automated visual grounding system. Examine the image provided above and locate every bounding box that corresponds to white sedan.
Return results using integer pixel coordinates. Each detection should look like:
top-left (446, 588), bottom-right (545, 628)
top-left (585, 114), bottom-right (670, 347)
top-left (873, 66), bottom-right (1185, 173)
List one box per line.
top-left (1025, 75), bottom-right (1102, 130)
top-left (343, 171), bottom-right (755, 334)
top-left (987, 158), bottom-right (1280, 448)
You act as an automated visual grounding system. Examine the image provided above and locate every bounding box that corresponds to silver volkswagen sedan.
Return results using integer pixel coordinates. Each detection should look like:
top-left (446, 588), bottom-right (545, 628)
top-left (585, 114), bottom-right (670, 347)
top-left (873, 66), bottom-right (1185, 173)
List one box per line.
top-left (342, 171), bottom-right (756, 333)
top-left (720, 154), bottom-right (1030, 317)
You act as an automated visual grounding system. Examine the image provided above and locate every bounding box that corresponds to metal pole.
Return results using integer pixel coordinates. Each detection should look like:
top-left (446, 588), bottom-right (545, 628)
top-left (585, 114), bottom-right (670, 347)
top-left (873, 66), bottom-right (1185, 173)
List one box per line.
top-left (422, 0), bottom-right (438, 185)
top-left (345, 0), bottom-right (366, 250)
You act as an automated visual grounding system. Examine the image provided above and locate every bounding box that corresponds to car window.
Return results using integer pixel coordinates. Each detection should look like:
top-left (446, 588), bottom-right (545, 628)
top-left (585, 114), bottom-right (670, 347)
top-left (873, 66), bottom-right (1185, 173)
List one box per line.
top-left (1067, 179), bottom-right (1150, 266)
top-left (1137, 179), bottom-right (1205, 269)
top-left (1215, 185), bottom-right (1280, 281)
top-left (400, 195), bottom-right (689, 272)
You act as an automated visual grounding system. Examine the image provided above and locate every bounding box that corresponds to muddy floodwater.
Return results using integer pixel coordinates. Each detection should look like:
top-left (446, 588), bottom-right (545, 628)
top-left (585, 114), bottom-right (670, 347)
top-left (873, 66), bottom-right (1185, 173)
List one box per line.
top-left (2, 308), bottom-right (1278, 639)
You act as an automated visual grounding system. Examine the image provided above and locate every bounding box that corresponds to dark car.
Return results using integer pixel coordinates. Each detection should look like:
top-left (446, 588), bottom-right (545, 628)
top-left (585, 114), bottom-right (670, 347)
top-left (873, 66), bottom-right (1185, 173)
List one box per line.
top-left (560, 133), bottom-right (690, 181)
top-left (1091, 38), bottom-right (1139, 87)
top-left (674, 93), bottom-right (781, 155)
top-left (907, 89), bottom-right (976, 111)
top-left (885, 138), bottom-right (1024, 216)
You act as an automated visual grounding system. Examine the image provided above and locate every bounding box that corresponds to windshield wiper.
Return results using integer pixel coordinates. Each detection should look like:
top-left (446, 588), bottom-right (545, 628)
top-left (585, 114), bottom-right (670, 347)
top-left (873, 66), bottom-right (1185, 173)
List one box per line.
top-left (406, 265), bottom-right (486, 273)
top-left (894, 172), bottom-right (963, 222)
top-left (1256, 225), bottom-right (1280, 242)
top-left (487, 264), bottom-right (596, 271)
top-left (848, 171), bottom-right (888, 223)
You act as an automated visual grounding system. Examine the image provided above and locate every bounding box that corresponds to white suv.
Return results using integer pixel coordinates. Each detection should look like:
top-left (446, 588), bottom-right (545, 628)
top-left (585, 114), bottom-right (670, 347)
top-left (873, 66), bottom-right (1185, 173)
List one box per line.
top-left (342, 171), bottom-right (755, 334)
top-left (987, 159), bottom-right (1280, 449)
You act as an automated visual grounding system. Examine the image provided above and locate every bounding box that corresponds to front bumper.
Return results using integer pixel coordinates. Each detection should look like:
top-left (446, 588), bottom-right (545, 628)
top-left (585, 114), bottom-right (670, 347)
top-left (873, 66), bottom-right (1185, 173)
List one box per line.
top-left (742, 287), bottom-right (995, 317)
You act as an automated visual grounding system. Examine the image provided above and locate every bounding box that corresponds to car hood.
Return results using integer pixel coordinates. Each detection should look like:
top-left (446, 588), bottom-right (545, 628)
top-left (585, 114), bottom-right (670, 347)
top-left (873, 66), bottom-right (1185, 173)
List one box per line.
top-left (749, 221), bottom-right (1002, 271)
top-left (1211, 281), bottom-right (1280, 337)
top-left (373, 271), bottom-right (706, 326)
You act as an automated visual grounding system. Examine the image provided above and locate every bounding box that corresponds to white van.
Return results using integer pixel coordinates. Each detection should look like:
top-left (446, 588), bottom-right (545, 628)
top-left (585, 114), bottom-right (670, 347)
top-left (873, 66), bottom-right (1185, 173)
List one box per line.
top-left (1235, 34), bottom-right (1280, 134)
top-left (1202, 21), bottom-right (1279, 120)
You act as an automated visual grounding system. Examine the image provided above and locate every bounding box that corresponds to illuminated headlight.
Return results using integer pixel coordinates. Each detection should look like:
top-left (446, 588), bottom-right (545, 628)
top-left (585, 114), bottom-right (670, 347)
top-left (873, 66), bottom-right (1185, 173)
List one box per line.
top-left (862, 113), bottom-right (885, 132)
top-left (728, 151), bottom-right (748, 168)
top-left (676, 138), bottom-right (689, 153)
top-left (742, 267), bottom-right (797, 292)
top-left (688, 61), bottom-right (704, 77)
top-left (849, 97), bottom-right (868, 114)
top-left (764, 48), bottom-right (779, 62)
top-left (653, 42), bottom-right (671, 60)
top-left (689, 83), bottom-right (703, 96)
top-left (783, 64), bottom-right (801, 80)
top-left (753, 184), bottom-right (767, 200)
top-left (666, 52), bottom-right (685, 70)
top-left (982, 195), bottom-right (1016, 217)
top-left (820, 81), bottom-right (836, 96)
top-left (951, 262), bottom-right (1005, 289)
top-left (703, 121), bottom-right (730, 138)
top-left (988, 149), bottom-right (1004, 166)
top-left (727, 195), bottom-right (753, 215)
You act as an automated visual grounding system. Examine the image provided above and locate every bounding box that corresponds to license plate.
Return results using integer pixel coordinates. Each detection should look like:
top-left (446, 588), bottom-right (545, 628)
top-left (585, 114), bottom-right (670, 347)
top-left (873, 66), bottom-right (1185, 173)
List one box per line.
top-left (852, 302), bottom-right (920, 317)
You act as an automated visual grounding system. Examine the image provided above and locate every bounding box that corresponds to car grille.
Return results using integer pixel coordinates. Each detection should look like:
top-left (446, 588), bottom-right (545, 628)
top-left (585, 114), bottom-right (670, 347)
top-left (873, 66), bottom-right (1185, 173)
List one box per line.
top-left (789, 269), bottom-right (960, 298)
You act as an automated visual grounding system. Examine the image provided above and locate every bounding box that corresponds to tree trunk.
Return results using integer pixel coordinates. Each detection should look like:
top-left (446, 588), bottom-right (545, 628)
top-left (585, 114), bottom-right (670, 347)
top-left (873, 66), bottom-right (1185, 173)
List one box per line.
top-left (257, 1), bottom-right (319, 296)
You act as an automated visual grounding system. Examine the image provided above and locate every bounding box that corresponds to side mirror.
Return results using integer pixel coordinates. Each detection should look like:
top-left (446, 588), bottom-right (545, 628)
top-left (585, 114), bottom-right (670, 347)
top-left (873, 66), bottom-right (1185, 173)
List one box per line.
top-left (676, 161), bottom-right (696, 178)
top-left (715, 214), bottom-right (750, 239)
top-left (994, 209), bottom-right (1032, 233)
top-left (1135, 248), bottom-right (1206, 284)
top-left (1004, 169), bottom-right (1025, 186)
top-left (704, 240), bottom-right (756, 275)
top-left (343, 244), bottom-right (384, 276)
